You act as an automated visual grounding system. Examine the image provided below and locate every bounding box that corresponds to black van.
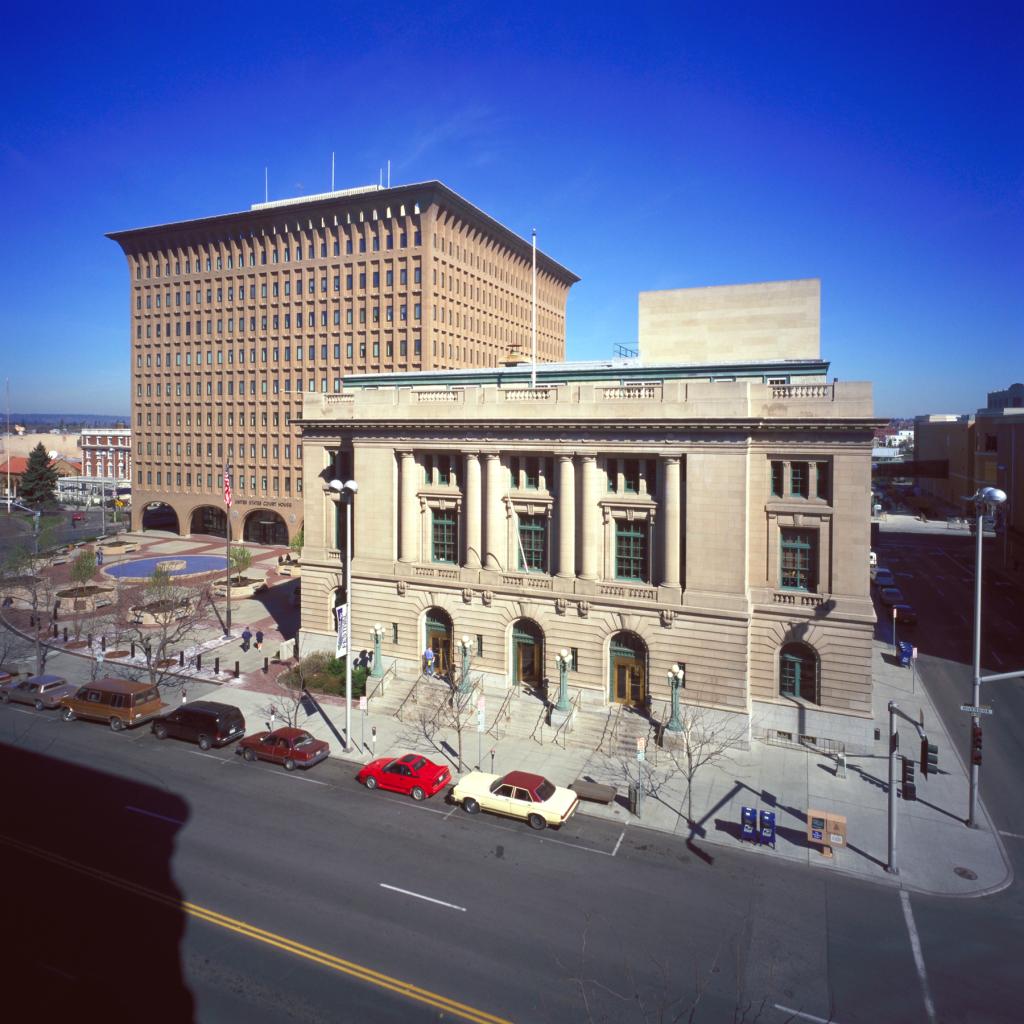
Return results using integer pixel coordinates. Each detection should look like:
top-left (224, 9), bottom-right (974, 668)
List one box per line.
top-left (151, 700), bottom-right (245, 749)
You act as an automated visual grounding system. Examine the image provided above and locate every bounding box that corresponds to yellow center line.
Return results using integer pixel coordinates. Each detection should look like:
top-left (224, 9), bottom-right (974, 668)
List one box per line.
top-left (0, 833), bottom-right (513, 1024)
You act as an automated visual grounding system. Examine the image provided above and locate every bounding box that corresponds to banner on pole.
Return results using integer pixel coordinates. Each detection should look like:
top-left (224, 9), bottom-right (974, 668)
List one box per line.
top-left (336, 606), bottom-right (348, 658)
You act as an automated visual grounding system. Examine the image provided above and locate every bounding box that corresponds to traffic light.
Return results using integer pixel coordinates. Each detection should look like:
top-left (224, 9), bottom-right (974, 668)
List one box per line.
top-left (901, 756), bottom-right (917, 801)
top-left (971, 725), bottom-right (983, 766)
top-left (921, 739), bottom-right (938, 777)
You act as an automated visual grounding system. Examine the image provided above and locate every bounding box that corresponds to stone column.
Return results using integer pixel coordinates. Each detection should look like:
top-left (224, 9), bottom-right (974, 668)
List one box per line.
top-left (557, 453), bottom-right (576, 578)
top-left (465, 451), bottom-right (482, 568)
top-left (484, 452), bottom-right (504, 571)
top-left (662, 455), bottom-right (681, 589)
top-left (398, 450), bottom-right (417, 562)
top-left (580, 455), bottom-right (600, 580)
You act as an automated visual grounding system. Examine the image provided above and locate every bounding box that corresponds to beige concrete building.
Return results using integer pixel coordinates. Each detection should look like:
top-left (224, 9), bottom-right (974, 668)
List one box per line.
top-left (107, 181), bottom-right (578, 546)
top-left (638, 279), bottom-right (821, 364)
top-left (298, 356), bottom-right (880, 748)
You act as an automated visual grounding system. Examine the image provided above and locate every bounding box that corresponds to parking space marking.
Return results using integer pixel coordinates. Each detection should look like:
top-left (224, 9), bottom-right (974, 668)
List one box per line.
top-left (190, 751), bottom-right (227, 761)
top-left (998, 830), bottom-right (1024, 841)
top-left (253, 766), bottom-right (330, 785)
top-left (371, 792), bottom-right (451, 816)
top-left (126, 805), bottom-right (185, 826)
top-left (900, 891), bottom-right (937, 1024)
top-left (773, 1007), bottom-right (842, 1024)
top-left (612, 830), bottom-right (626, 857)
top-left (379, 883), bottom-right (466, 912)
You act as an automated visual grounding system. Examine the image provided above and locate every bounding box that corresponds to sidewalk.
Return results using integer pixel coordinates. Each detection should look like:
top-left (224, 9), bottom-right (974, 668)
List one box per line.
top-left (7, 530), bottom-right (1012, 898)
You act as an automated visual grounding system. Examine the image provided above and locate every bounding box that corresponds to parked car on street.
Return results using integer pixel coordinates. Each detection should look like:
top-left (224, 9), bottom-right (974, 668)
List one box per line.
top-left (450, 770), bottom-right (580, 830)
top-left (152, 700), bottom-right (246, 749)
top-left (892, 603), bottom-right (918, 625)
top-left (60, 678), bottom-right (166, 730)
top-left (238, 727), bottom-right (329, 770)
top-left (357, 753), bottom-right (451, 800)
top-left (879, 586), bottom-right (905, 607)
top-left (872, 567), bottom-right (896, 588)
top-left (1, 674), bottom-right (77, 710)
top-left (0, 666), bottom-right (22, 686)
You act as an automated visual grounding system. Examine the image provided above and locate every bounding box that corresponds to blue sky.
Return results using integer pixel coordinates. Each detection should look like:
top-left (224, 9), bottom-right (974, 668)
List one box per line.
top-left (1, 3), bottom-right (1020, 418)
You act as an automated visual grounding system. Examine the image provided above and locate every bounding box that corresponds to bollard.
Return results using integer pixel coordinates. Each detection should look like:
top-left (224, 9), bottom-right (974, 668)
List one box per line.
top-left (101, 635), bottom-right (106, 651)
top-left (263, 657), bottom-right (269, 674)
top-left (214, 657), bottom-right (220, 675)
top-left (196, 654), bottom-right (202, 671)
top-left (63, 627), bottom-right (68, 642)
top-left (131, 641), bottom-right (136, 657)
top-left (87, 633), bottom-right (92, 646)
top-left (52, 624), bottom-right (58, 638)
top-left (234, 660), bottom-right (240, 678)
top-left (29, 614), bottom-right (35, 628)
top-left (179, 650), bottom-right (184, 667)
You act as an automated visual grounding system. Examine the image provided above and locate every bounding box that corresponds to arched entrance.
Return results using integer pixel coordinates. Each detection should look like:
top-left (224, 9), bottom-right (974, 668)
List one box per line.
top-left (244, 509), bottom-right (288, 546)
top-left (424, 608), bottom-right (453, 678)
top-left (511, 618), bottom-right (544, 688)
top-left (141, 502), bottom-right (180, 534)
top-left (190, 505), bottom-right (227, 538)
top-left (609, 631), bottom-right (647, 706)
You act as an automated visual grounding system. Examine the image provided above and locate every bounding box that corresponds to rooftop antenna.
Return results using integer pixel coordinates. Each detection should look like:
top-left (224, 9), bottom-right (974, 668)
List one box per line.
top-left (379, 167), bottom-right (383, 188)
top-left (531, 228), bottom-right (537, 388)
top-left (264, 167), bottom-right (268, 203)
top-left (331, 151), bottom-right (335, 191)
top-left (387, 159), bottom-right (391, 189)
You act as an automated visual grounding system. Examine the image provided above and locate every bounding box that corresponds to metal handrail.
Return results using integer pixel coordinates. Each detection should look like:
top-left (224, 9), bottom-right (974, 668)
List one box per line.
top-left (551, 689), bottom-right (581, 749)
top-left (597, 703), bottom-right (624, 754)
top-left (394, 671), bottom-right (428, 722)
top-left (365, 659), bottom-right (396, 705)
top-left (527, 697), bottom-right (550, 745)
top-left (487, 685), bottom-right (516, 738)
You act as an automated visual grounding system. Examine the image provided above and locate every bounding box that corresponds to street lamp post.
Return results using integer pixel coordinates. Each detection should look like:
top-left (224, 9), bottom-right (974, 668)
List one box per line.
top-left (459, 635), bottom-right (472, 693)
top-left (330, 478), bottom-right (359, 751)
top-left (967, 486), bottom-right (1007, 827)
top-left (554, 649), bottom-right (571, 712)
top-left (666, 663), bottom-right (685, 732)
top-left (371, 623), bottom-right (384, 679)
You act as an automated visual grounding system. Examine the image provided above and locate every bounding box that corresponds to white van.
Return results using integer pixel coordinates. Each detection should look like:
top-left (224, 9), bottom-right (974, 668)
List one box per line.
top-left (869, 550), bottom-right (878, 568)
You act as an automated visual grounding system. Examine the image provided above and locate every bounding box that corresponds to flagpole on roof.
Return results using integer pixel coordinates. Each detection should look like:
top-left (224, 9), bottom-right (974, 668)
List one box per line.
top-left (531, 229), bottom-right (537, 389)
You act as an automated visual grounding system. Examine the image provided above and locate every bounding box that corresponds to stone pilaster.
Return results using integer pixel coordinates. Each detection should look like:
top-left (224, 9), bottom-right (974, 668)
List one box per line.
top-left (557, 453), bottom-right (576, 577)
top-left (465, 451), bottom-right (482, 568)
top-left (398, 450), bottom-right (417, 562)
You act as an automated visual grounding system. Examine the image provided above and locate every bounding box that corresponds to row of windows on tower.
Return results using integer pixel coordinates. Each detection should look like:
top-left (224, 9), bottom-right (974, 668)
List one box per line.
top-left (138, 468), bottom-right (302, 495)
top-left (136, 305), bottom-right (423, 338)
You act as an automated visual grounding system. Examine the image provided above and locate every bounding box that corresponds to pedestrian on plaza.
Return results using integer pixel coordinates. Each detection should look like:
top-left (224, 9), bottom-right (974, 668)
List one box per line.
top-left (241, 626), bottom-right (252, 652)
top-left (254, 629), bottom-right (264, 651)
top-left (96, 547), bottom-right (104, 567)
top-left (181, 686), bottom-right (188, 704)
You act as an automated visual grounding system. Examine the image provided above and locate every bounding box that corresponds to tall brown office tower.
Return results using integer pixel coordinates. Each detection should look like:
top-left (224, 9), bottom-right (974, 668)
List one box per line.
top-left (108, 181), bottom-right (578, 544)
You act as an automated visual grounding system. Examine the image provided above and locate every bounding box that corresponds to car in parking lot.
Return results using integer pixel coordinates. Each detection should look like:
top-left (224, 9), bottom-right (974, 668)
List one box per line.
top-left (892, 603), bottom-right (918, 625)
top-left (879, 586), bottom-right (905, 607)
top-left (238, 727), bottom-right (329, 770)
top-left (357, 753), bottom-right (451, 800)
top-left (152, 700), bottom-right (246, 749)
top-left (1, 674), bottom-right (77, 710)
top-left (872, 567), bottom-right (896, 588)
top-left (450, 770), bottom-right (580, 830)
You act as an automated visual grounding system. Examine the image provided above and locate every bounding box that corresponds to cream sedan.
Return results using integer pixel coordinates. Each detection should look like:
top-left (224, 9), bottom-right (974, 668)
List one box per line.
top-left (450, 769), bottom-right (580, 830)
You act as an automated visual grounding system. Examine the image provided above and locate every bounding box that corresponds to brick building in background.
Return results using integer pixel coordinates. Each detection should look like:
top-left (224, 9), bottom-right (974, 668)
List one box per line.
top-left (108, 181), bottom-right (578, 545)
top-left (80, 427), bottom-right (132, 480)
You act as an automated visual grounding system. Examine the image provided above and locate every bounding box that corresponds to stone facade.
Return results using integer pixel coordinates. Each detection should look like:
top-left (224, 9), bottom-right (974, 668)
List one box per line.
top-left (298, 360), bottom-right (880, 749)
top-left (107, 181), bottom-right (578, 545)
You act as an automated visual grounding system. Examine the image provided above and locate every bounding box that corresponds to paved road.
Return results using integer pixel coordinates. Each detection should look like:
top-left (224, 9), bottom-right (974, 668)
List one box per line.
top-left (2, 680), bottom-right (1018, 1024)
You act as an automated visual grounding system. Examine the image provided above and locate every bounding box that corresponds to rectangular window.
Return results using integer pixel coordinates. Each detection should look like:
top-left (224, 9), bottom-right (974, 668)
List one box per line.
top-left (771, 461), bottom-right (784, 498)
top-left (517, 514), bottom-right (547, 572)
top-left (615, 520), bottom-right (648, 582)
top-left (431, 508), bottom-right (458, 564)
top-left (816, 462), bottom-right (830, 501)
top-left (780, 529), bottom-right (817, 592)
top-left (790, 462), bottom-right (809, 499)
top-left (623, 459), bottom-right (640, 494)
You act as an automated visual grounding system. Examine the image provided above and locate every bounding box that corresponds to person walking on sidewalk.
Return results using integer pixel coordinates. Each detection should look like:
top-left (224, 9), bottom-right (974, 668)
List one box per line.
top-left (423, 645), bottom-right (435, 676)
top-left (254, 629), bottom-right (264, 652)
top-left (241, 626), bottom-right (252, 652)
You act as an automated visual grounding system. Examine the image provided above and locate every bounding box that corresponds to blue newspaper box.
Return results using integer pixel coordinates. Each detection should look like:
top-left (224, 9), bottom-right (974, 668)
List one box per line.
top-left (741, 806), bottom-right (757, 843)
top-left (759, 809), bottom-right (776, 848)
top-left (898, 641), bottom-right (913, 667)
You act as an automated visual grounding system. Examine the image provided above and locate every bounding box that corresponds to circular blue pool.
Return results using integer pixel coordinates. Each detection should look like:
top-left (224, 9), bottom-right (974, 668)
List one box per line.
top-left (104, 555), bottom-right (228, 582)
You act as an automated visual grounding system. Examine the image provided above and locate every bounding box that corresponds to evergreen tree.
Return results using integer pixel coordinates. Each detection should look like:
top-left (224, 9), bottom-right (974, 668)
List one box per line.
top-left (20, 443), bottom-right (60, 507)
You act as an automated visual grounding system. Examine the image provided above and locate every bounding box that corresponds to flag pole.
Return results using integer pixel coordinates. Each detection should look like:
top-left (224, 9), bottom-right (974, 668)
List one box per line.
top-left (224, 465), bottom-right (232, 638)
top-left (531, 228), bottom-right (537, 389)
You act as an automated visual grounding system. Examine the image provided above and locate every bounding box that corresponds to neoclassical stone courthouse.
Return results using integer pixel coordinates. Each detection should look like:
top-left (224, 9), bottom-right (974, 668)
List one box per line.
top-left (298, 279), bottom-right (881, 748)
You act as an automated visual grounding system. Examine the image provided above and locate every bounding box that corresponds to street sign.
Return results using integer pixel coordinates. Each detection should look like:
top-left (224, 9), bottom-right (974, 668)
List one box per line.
top-left (476, 708), bottom-right (486, 733)
top-left (636, 748), bottom-right (645, 762)
top-left (636, 737), bottom-right (646, 752)
top-left (961, 704), bottom-right (994, 716)
top-left (358, 695), bottom-right (367, 712)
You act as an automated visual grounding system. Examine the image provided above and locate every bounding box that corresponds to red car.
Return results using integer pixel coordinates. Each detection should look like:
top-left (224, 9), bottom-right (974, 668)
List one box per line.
top-left (71, 512), bottom-right (84, 522)
top-left (238, 727), bottom-right (329, 770)
top-left (357, 752), bottom-right (451, 800)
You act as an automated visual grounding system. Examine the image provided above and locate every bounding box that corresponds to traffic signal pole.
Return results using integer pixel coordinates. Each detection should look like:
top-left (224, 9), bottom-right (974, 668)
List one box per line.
top-left (887, 701), bottom-right (932, 876)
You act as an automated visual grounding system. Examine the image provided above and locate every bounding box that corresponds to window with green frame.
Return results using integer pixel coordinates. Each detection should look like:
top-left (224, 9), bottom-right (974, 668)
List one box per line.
top-left (779, 642), bottom-right (819, 703)
top-left (517, 514), bottom-right (547, 572)
top-left (816, 461), bottom-right (830, 501)
top-left (780, 528), bottom-right (817, 591)
top-left (615, 520), bottom-right (649, 582)
top-left (790, 461), bottom-right (809, 498)
top-left (431, 508), bottom-right (458, 563)
top-left (770, 460), bottom-right (784, 497)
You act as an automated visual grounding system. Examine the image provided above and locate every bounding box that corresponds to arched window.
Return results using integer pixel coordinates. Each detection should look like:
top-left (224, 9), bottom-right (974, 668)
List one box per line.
top-left (780, 643), bottom-right (819, 704)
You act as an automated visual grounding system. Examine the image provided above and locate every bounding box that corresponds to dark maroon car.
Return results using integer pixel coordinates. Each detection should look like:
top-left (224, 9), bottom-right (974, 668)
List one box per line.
top-left (238, 727), bottom-right (329, 771)
top-left (357, 753), bottom-right (451, 800)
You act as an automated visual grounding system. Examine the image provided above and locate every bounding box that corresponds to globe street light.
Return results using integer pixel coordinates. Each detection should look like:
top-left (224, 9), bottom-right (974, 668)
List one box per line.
top-left (459, 634), bottom-right (473, 693)
top-left (554, 649), bottom-right (572, 712)
top-left (371, 623), bottom-right (385, 679)
top-left (666, 663), bottom-right (685, 732)
top-left (967, 486), bottom-right (1007, 827)
top-left (330, 478), bottom-right (358, 751)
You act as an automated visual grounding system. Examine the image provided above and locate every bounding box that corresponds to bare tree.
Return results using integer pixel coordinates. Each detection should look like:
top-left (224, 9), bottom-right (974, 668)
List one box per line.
top-left (1, 538), bottom-right (57, 675)
top-left (65, 548), bottom-right (98, 640)
top-left (403, 673), bottom-right (477, 772)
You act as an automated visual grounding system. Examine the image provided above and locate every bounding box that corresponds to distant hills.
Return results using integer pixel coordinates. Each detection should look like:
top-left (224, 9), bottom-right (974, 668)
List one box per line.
top-left (5, 413), bottom-right (129, 430)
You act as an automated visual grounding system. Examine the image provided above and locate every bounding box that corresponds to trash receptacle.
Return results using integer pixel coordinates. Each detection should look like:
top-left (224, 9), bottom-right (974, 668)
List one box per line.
top-left (628, 783), bottom-right (640, 815)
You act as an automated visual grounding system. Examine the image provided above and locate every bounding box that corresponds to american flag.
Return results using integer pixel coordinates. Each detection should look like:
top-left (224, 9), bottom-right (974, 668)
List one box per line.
top-left (223, 468), bottom-right (233, 508)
